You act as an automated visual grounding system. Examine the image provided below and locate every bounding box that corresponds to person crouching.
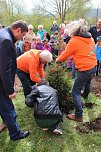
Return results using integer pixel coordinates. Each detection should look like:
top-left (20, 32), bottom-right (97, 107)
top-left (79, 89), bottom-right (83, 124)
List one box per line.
top-left (17, 49), bottom-right (53, 98)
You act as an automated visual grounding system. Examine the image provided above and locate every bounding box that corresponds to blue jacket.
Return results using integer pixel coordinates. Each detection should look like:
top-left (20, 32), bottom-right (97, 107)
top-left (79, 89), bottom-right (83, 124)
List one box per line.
top-left (37, 30), bottom-right (46, 40)
top-left (0, 27), bottom-right (16, 96)
top-left (95, 44), bottom-right (101, 61)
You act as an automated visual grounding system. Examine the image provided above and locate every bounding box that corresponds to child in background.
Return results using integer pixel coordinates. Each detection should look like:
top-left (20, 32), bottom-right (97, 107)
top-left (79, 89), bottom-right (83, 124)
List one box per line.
top-left (15, 41), bottom-right (22, 57)
top-left (44, 32), bottom-right (50, 41)
top-left (35, 36), bottom-right (43, 50)
top-left (31, 38), bottom-right (36, 49)
top-left (63, 29), bottom-right (71, 44)
top-left (49, 35), bottom-right (58, 60)
top-left (42, 39), bottom-right (52, 53)
top-left (95, 36), bottom-right (101, 76)
top-left (22, 39), bottom-right (31, 54)
top-left (58, 36), bottom-right (66, 55)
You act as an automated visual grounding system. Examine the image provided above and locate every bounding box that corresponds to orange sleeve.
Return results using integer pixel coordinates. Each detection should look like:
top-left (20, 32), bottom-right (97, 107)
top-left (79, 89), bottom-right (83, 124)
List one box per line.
top-left (56, 40), bottom-right (75, 62)
top-left (29, 59), bottom-right (42, 83)
top-left (38, 64), bottom-right (44, 79)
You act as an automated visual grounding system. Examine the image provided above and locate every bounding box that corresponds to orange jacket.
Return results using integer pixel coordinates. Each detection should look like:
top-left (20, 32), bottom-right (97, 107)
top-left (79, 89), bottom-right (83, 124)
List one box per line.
top-left (56, 36), bottom-right (97, 71)
top-left (17, 49), bottom-right (44, 83)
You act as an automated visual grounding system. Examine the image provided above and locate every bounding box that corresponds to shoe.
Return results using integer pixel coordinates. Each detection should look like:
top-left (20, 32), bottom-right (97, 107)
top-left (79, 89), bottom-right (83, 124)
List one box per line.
top-left (81, 93), bottom-right (88, 99)
top-left (11, 131), bottom-right (30, 140)
top-left (67, 114), bottom-right (83, 122)
top-left (53, 126), bottom-right (63, 135)
top-left (0, 124), bottom-right (6, 133)
top-left (42, 128), bottom-right (48, 131)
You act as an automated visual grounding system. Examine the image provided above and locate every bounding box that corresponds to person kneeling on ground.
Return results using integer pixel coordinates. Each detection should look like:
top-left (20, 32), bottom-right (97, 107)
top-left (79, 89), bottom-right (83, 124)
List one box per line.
top-left (17, 49), bottom-right (53, 98)
top-left (25, 84), bottom-right (63, 135)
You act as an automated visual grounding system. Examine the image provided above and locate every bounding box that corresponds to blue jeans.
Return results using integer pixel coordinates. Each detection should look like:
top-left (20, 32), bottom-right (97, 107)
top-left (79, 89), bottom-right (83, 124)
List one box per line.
top-left (0, 96), bottom-right (21, 139)
top-left (17, 69), bottom-right (35, 97)
top-left (72, 66), bottom-right (96, 118)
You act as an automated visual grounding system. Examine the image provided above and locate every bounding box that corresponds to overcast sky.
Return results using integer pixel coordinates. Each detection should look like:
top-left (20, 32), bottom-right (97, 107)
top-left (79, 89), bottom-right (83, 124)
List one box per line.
top-left (24, 0), bottom-right (101, 10)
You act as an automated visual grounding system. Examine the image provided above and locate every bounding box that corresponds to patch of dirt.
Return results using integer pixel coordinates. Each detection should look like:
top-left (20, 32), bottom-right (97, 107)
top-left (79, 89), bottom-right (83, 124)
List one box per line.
top-left (14, 75), bottom-right (23, 93)
top-left (76, 115), bottom-right (101, 133)
top-left (76, 76), bottom-right (101, 133)
top-left (91, 76), bottom-right (101, 98)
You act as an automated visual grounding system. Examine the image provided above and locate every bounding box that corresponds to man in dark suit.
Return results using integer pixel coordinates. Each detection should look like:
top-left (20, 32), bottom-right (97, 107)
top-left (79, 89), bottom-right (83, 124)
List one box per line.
top-left (0, 20), bottom-right (30, 140)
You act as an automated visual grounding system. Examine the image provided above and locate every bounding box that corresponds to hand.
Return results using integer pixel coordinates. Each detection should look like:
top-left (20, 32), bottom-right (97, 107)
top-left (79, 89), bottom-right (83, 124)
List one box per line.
top-left (56, 58), bottom-right (59, 63)
top-left (9, 92), bottom-right (16, 99)
top-left (37, 79), bottom-right (49, 86)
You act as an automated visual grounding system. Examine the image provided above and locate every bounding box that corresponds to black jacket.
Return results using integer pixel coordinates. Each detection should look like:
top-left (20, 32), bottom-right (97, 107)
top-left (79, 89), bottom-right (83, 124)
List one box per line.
top-left (50, 25), bottom-right (59, 33)
top-left (0, 27), bottom-right (16, 96)
top-left (25, 85), bottom-right (63, 120)
top-left (89, 25), bottom-right (101, 43)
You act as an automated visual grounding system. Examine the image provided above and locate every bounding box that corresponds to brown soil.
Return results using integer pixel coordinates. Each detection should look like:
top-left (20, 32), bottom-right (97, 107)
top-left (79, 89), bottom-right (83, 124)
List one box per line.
top-left (76, 76), bottom-right (101, 133)
top-left (14, 75), bottom-right (23, 93)
top-left (76, 115), bottom-right (101, 133)
top-left (91, 76), bottom-right (101, 98)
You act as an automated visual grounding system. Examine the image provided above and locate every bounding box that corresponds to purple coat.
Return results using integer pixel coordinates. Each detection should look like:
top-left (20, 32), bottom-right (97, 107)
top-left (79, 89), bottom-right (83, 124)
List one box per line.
top-left (42, 45), bottom-right (52, 53)
top-left (35, 43), bottom-right (43, 50)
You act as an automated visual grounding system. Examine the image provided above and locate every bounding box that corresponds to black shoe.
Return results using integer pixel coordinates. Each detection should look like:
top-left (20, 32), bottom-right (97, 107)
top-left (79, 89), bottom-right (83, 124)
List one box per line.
top-left (11, 131), bottom-right (30, 140)
top-left (81, 93), bottom-right (88, 99)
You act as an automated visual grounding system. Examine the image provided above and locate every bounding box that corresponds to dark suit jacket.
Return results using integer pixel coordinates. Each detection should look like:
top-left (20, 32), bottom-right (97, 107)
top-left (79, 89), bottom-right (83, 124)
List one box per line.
top-left (0, 27), bottom-right (16, 96)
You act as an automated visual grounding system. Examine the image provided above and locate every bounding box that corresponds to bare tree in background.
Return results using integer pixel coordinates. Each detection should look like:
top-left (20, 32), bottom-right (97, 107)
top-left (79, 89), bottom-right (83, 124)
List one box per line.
top-left (0, 0), bottom-right (25, 24)
top-left (34, 0), bottom-right (91, 23)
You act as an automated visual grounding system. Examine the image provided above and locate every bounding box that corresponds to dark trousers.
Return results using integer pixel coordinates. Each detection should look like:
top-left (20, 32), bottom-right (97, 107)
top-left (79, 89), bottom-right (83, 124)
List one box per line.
top-left (0, 95), bottom-right (21, 139)
top-left (17, 69), bottom-right (35, 97)
top-left (96, 60), bottom-right (101, 76)
top-left (72, 66), bottom-right (96, 118)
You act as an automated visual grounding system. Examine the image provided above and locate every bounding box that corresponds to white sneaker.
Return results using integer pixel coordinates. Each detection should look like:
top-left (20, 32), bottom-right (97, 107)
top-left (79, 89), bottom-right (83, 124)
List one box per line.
top-left (42, 128), bottom-right (48, 131)
top-left (53, 126), bottom-right (63, 135)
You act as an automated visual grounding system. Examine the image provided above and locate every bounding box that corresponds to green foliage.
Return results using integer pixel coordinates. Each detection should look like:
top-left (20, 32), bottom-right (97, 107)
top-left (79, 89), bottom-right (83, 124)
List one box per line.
top-left (45, 62), bottom-right (72, 107)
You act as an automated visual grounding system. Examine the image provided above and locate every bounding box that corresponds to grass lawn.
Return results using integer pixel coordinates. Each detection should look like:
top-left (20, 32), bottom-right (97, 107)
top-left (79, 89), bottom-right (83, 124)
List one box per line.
top-left (0, 92), bottom-right (101, 152)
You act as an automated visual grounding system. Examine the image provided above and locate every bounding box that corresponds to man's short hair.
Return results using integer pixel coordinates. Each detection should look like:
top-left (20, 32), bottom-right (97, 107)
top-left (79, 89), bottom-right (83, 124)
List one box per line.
top-left (10, 20), bottom-right (28, 32)
top-left (40, 50), bottom-right (53, 62)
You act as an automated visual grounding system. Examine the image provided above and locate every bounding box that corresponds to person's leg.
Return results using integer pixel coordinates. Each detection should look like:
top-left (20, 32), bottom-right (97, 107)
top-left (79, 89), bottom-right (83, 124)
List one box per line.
top-left (17, 69), bottom-right (31, 97)
top-left (0, 96), bottom-right (21, 138)
top-left (0, 115), bottom-right (6, 132)
top-left (96, 60), bottom-right (99, 76)
top-left (98, 62), bottom-right (101, 75)
top-left (0, 96), bottom-right (29, 140)
top-left (81, 78), bottom-right (91, 98)
top-left (71, 67), bottom-right (96, 118)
